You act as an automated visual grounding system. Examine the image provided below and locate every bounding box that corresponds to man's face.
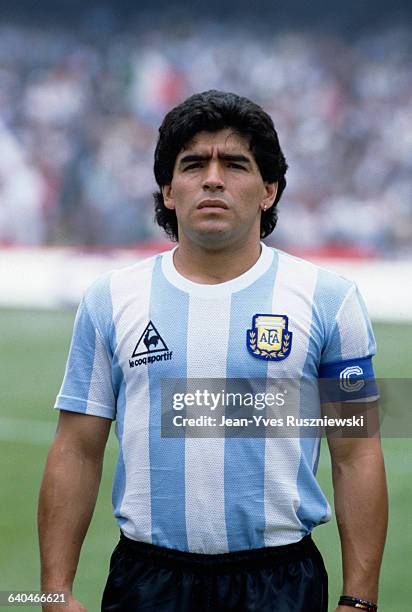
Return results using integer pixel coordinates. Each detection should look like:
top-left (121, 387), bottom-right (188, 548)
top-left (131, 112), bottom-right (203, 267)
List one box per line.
top-left (162, 129), bottom-right (277, 248)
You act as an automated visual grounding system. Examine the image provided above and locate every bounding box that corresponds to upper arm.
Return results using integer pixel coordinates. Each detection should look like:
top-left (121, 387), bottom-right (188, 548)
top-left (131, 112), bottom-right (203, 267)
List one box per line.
top-left (326, 399), bottom-right (383, 466)
top-left (53, 410), bottom-right (112, 462)
top-left (55, 277), bottom-right (117, 421)
top-left (320, 283), bottom-right (376, 366)
top-left (328, 431), bottom-right (384, 466)
top-left (319, 283), bottom-right (380, 429)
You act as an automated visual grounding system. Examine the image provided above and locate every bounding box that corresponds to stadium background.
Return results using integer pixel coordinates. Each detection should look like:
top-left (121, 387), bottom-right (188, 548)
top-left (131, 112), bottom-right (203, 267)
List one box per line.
top-left (0, 1), bottom-right (411, 610)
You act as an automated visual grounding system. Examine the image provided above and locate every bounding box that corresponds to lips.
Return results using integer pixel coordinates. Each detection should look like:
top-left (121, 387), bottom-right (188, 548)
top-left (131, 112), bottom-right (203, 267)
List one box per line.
top-left (197, 199), bottom-right (229, 210)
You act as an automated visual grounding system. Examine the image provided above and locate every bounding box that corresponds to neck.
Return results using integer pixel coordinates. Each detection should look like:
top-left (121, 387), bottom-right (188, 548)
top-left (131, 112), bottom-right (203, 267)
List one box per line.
top-left (173, 235), bottom-right (262, 284)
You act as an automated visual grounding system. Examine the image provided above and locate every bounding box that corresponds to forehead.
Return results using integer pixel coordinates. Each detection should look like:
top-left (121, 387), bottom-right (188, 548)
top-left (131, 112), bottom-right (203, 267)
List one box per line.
top-left (178, 128), bottom-right (252, 156)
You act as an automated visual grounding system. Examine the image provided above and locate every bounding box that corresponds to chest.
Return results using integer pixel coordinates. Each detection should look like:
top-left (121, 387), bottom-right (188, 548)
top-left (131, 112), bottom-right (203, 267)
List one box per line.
top-left (113, 289), bottom-right (323, 384)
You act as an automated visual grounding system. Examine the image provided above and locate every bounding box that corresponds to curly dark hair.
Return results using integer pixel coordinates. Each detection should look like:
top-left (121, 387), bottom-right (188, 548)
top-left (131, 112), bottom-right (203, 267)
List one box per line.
top-left (153, 90), bottom-right (288, 241)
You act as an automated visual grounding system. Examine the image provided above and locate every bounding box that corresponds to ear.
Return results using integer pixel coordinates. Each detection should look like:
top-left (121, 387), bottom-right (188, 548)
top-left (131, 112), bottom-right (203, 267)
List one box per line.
top-left (162, 185), bottom-right (175, 210)
top-left (261, 182), bottom-right (278, 211)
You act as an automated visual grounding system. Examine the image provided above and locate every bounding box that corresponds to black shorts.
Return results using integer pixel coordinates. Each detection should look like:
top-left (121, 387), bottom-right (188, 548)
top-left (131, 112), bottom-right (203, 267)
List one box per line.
top-left (101, 532), bottom-right (328, 612)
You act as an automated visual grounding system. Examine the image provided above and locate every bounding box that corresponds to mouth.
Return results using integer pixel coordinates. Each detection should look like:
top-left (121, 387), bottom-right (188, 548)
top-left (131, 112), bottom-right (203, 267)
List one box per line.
top-left (197, 199), bottom-right (229, 210)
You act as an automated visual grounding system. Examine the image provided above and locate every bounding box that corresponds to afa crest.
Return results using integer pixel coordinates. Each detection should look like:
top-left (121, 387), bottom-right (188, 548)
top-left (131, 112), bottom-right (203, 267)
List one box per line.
top-left (247, 314), bottom-right (292, 361)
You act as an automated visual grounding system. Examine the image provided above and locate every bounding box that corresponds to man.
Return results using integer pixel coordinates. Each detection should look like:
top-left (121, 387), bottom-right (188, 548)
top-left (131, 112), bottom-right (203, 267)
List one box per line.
top-left (38, 90), bottom-right (387, 612)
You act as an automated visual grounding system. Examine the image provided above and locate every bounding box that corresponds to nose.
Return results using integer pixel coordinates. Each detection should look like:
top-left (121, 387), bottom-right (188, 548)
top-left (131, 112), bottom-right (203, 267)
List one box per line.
top-left (202, 161), bottom-right (225, 191)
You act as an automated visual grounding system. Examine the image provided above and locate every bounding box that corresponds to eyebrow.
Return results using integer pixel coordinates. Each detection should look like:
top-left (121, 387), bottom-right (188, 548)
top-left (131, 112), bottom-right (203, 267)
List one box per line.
top-left (179, 153), bottom-right (252, 165)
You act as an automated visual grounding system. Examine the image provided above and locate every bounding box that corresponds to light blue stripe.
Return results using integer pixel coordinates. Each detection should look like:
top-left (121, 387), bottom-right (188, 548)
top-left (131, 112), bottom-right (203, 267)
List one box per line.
top-left (85, 275), bottom-right (127, 527)
top-left (84, 273), bottom-right (115, 340)
top-left (224, 252), bottom-right (278, 551)
top-left (59, 299), bottom-right (96, 413)
top-left (55, 396), bottom-right (93, 414)
top-left (296, 268), bottom-right (344, 534)
top-left (148, 256), bottom-right (189, 550)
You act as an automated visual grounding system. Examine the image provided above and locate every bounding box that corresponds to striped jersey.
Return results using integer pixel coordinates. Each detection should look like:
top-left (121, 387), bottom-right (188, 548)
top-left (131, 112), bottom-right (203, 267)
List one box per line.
top-left (55, 243), bottom-right (377, 553)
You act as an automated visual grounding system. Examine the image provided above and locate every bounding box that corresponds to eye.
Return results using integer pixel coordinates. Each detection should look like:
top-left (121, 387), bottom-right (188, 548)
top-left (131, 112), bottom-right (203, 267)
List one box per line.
top-left (183, 162), bottom-right (202, 171)
top-left (228, 163), bottom-right (247, 170)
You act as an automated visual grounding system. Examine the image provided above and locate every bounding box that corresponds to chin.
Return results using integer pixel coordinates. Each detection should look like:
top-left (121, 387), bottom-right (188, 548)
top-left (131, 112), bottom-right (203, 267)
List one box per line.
top-left (197, 221), bottom-right (233, 234)
top-left (189, 224), bottom-right (241, 248)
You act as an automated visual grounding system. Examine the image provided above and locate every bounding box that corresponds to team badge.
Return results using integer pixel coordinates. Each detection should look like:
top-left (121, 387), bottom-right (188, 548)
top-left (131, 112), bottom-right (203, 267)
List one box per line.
top-left (247, 314), bottom-right (292, 361)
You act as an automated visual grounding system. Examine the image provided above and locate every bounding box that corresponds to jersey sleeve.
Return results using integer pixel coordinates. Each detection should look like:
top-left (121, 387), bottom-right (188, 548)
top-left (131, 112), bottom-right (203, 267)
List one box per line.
top-left (319, 283), bottom-right (379, 403)
top-left (54, 278), bottom-right (116, 419)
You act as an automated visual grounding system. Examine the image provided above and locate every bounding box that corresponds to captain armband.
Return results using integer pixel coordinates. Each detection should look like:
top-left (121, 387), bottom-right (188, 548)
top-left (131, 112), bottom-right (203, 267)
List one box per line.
top-left (318, 356), bottom-right (379, 404)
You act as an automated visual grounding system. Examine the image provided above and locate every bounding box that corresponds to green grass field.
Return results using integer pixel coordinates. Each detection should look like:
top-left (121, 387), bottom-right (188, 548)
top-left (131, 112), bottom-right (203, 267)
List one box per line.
top-left (0, 309), bottom-right (411, 610)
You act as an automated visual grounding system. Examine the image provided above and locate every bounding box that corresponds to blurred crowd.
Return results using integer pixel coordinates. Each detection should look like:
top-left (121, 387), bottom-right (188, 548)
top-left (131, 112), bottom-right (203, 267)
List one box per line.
top-left (0, 19), bottom-right (411, 254)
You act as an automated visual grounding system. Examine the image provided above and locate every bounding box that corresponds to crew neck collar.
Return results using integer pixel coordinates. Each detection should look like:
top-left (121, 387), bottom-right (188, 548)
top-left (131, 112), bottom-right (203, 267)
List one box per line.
top-left (161, 242), bottom-right (274, 297)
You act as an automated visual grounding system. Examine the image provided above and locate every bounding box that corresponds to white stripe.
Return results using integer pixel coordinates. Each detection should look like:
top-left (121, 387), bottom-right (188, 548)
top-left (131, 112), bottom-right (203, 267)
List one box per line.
top-left (184, 294), bottom-right (231, 553)
top-left (110, 258), bottom-right (156, 541)
top-left (338, 288), bottom-right (370, 359)
top-left (264, 253), bottom-right (319, 545)
top-left (87, 330), bottom-right (116, 415)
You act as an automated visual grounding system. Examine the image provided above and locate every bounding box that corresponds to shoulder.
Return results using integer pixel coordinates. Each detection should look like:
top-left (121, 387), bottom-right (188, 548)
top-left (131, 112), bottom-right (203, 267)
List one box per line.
top-left (83, 252), bottom-right (161, 305)
top-left (80, 252), bottom-right (164, 334)
top-left (271, 247), bottom-right (355, 298)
